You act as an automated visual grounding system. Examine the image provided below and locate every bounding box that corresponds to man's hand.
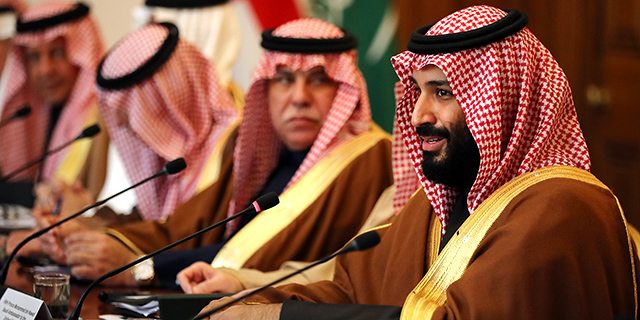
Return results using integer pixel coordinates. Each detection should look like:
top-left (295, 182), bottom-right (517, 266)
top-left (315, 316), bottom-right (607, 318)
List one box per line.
top-left (63, 231), bottom-right (138, 286)
top-left (6, 230), bottom-right (42, 256)
top-left (199, 297), bottom-right (282, 320)
top-left (34, 181), bottom-right (94, 219)
top-left (35, 209), bottom-right (91, 264)
top-left (177, 262), bottom-right (244, 294)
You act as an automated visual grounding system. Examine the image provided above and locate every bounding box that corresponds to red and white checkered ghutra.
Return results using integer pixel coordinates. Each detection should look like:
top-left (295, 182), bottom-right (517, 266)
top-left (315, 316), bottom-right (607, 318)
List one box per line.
top-left (391, 6), bottom-right (591, 234)
top-left (227, 18), bottom-right (372, 233)
top-left (0, 1), bottom-right (104, 181)
top-left (97, 24), bottom-right (239, 220)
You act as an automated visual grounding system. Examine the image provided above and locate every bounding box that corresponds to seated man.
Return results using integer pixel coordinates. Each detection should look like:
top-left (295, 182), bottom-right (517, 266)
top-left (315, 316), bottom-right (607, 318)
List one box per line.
top-left (94, 22), bottom-right (239, 222)
top-left (0, 1), bottom-right (107, 254)
top-left (201, 6), bottom-right (638, 320)
top-left (44, 18), bottom-right (394, 288)
top-left (37, 21), bottom-right (240, 264)
top-left (0, 0), bottom-right (26, 108)
top-left (177, 103), bottom-right (420, 294)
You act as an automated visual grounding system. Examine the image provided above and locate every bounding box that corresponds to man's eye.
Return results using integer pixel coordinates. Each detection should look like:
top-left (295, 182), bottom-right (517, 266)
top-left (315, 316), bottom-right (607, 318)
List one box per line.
top-left (437, 89), bottom-right (452, 97)
top-left (308, 75), bottom-right (333, 85)
top-left (26, 53), bottom-right (40, 63)
top-left (272, 75), bottom-right (294, 84)
top-left (51, 48), bottom-right (66, 59)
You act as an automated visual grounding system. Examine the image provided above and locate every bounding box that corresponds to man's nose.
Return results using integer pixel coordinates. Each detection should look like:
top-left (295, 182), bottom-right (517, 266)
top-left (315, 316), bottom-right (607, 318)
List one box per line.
top-left (39, 55), bottom-right (54, 75)
top-left (291, 77), bottom-right (311, 107)
top-left (411, 94), bottom-right (437, 128)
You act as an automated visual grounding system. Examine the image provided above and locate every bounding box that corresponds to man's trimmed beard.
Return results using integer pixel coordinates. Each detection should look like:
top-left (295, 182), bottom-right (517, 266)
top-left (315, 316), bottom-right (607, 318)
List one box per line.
top-left (420, 122), bottom-right (480, 190)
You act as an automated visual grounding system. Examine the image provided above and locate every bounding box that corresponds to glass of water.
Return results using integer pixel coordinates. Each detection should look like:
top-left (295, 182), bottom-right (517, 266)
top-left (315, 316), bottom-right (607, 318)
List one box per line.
top-left (33, 273), bottom-right (70, 320)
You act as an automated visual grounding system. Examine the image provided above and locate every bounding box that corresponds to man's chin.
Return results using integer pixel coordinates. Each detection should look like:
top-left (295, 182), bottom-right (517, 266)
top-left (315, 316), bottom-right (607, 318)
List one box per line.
top-left (422, 152), bottom-right (446, 166)
top-left (38, 92), bottom-right (67, 106)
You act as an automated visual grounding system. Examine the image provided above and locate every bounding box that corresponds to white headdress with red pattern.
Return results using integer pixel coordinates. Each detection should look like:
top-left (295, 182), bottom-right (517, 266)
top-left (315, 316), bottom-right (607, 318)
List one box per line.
top-left (96, 23), bottom-right (238, 220)
top-left (391, 6), bottom-right (590, 234)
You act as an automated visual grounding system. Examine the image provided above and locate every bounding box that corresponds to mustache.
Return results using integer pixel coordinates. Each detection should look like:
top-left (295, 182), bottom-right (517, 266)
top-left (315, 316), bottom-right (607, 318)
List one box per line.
top-left (415, 124), bottom-right (450, 138)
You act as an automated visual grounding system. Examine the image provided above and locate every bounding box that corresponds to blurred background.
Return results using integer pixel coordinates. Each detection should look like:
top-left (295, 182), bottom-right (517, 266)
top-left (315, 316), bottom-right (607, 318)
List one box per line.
top-left (23, 0), bottom-right (640, 227)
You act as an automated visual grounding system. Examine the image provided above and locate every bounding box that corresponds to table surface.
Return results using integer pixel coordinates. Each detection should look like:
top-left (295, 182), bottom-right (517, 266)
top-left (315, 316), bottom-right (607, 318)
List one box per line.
top-left (5, 261), bottom-right (178, 319)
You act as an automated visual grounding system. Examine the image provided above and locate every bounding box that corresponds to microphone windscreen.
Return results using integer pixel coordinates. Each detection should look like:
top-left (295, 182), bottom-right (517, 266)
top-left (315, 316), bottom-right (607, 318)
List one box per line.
top-left (78, 124), bottom-right (101, 139)
top-left (344, 230), bottom-right (380, 253)
top-left (252, 192), bottom-right (279, 212)
top-left (12, 106), bottom-right (31, 119)
top-left (164, 158), bottom-right (187, 175)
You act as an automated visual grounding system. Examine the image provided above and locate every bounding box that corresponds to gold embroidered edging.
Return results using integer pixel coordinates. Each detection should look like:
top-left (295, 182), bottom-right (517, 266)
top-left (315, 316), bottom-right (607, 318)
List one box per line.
top-left (427, 210), bottom-right (441, 269)
top-left (196, 119), bottom-right (240, 193)
top-left (104, 228), bottom-right (146, 256)
top-left (211, 129), bottom-right (391, 269)
top-left (400, 166), bottom-right (637, 319)
top-left (617, 200), bottom-right (639, 319)
top-left (54, 108), bottom-right (99, 184)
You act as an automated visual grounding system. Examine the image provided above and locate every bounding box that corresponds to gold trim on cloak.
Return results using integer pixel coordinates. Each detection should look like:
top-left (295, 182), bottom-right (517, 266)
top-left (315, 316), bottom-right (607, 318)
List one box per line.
top-left (400, 165), bottom-right (638, 319)
top-left (195, 118), bottom-right (240, 193)
top-left (211, 128), bottom-right (391, 270)
top-left (53, 107), bottom-right (99, 184)
top-left (196, 79), bottom-right (243, 192)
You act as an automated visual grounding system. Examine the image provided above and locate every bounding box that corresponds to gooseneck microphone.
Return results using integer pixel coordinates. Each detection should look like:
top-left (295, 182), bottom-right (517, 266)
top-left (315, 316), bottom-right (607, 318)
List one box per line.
top-left (191, 229), bottom-right (382, 320)
top-left (0, 106), bottom-right (32, 128)
top-left (0, 158), bottom-right (187, 285)
top-left (0, 124), bottom-right (101, 183)
top-left (68, 192), bottom-right (280, 320)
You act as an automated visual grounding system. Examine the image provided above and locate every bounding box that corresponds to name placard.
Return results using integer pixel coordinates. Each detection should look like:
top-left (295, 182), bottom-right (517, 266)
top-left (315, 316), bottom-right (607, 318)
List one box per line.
top-left (0, 287), bottom-right (51, 320)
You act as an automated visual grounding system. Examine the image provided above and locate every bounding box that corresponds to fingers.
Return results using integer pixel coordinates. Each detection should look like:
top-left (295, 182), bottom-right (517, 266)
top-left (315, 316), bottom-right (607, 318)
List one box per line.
top-left (39, 230), bottom-right (66, 263)
top-left (63, 230), bottom-right (106, 246)
top-left (193, 272), bottom-right (243, 294)
top-left (70, 264), bottom-right (101, 280)
top-left (71, 180), bottom-right (84, 192)
top-left (34, 182), bottom-right (55, 209)
top-left (177, 261), bottom-right (215, 294)
top-left (63, 231), bottom-right (137, 283)
top-left (176, 262), bottom-right (243, 294)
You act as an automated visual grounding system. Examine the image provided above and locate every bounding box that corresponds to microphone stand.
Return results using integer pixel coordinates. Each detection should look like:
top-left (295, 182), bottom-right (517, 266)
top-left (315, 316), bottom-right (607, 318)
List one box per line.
top-left (0, 124), bottom-right (100, 183)
top-left (67, 193), bottom-right (279, 320)
top-left (0, 158), bottom-right (185, 285)
top-left (191, 230), bottom-right (381, 320)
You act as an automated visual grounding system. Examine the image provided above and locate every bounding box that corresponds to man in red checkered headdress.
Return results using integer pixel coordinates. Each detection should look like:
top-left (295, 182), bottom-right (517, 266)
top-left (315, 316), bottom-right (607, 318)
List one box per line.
top-left (202, 6), bottom-right (638, 320)
top-left (0, 1), bottom-right (106, 192)
top-left (52, 18), bottom-right (394, 288)
top-left (0, 0), bottom-right (26, 108)
top-left (1, 1), bottom-right (107, 256)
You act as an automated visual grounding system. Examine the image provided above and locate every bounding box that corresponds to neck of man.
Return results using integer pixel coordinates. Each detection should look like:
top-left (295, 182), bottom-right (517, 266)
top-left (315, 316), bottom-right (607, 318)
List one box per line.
top-left (439, 190), bottom-right (470, 252)
top-left (237, 147), bottom-right (310, 229)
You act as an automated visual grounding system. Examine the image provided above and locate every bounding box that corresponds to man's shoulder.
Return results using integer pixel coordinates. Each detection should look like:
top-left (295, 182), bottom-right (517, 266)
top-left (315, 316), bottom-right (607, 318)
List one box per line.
top-left (510, 168), bottom-right (616, 211)
top-left (497, 167), bottom-right (623, 236)
top-left (339, 129), bottom-right (392, 161)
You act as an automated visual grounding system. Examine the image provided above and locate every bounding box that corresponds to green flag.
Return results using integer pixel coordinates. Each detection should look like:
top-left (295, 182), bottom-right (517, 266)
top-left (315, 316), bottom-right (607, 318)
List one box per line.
top-left (309, 0), bottom-right (398, 133)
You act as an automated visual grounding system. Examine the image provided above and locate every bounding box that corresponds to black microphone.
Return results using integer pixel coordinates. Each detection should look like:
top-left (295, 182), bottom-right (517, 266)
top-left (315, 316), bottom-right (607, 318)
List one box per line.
top-left (191, 229), bottom-right (382, 320)
top-left (0, 124), bottom-right (101, 182)
top-left (0, 158), bottom-right (187, 285)
top-left (0, 106), bottom-right (31, 129)
top-left (68, 192), bottom-right (280, 320)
